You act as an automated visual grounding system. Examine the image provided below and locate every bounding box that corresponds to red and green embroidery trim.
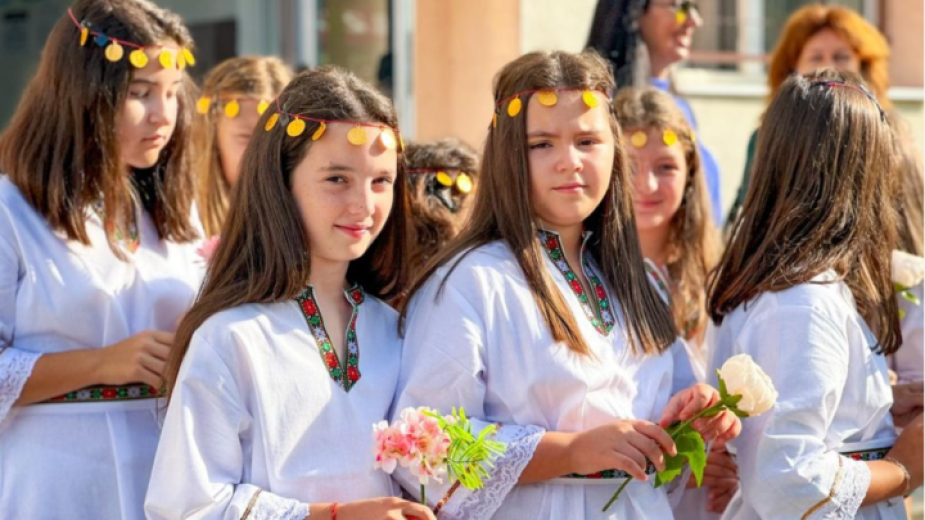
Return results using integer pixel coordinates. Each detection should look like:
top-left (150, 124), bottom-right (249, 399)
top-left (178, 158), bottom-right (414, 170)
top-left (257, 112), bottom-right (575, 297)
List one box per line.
top-left (45, 383), bottom-right (164, 403)
top-left (566, 462), bottom-right (657, 480)
top-left (643, 259), bottom-right (670, 301)
top-left (92, 199), bottom-right (140, 253)
top-left (538, 230), bottom-right (615, 335)
top-left (842, 447), bottom-right (890, 462)
top-left (295, 285), bottom-right (365, 392)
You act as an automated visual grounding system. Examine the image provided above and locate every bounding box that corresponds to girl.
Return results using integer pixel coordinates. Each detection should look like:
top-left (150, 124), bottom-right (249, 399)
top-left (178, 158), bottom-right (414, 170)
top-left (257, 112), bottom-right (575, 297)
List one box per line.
top-left (613, 87), bottom-right (719, 348)
top-left (145, 66), bottom-right (435, 520)
top-left (194, 55), bottom-right (294, 237)
top-left (614, 87), bottom-right (732, 518)
top-left (391, 50), bottom-right (739, 520)
top-left (707, 70), bottom-right (923, 519)
top-left (0, 0), bottom-right (203, 518)
top-left (405, 137), bottom-right (479, 267)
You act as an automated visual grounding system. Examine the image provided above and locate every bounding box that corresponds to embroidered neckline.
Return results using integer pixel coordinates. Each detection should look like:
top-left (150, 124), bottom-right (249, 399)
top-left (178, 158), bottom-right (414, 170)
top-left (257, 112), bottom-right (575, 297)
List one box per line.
top-left (91, 198), bottom-right (140, 253)
top-left (537, 229), bottom-right (615, 335)
top-left (295, 284), bottom-right (366, 392)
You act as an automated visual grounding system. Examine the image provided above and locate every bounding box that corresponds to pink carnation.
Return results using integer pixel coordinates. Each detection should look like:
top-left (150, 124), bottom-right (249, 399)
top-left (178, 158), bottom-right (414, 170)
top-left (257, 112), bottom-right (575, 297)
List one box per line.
top-left (373, 407), bottom-right (451, 485)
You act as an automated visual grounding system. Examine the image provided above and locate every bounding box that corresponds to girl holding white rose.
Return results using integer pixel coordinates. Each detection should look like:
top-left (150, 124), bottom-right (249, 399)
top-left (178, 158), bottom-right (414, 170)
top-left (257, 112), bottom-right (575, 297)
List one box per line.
top-left (391, 51), bottom-right (741, 520)
top-left (707, 69), bottom-right (923, 520)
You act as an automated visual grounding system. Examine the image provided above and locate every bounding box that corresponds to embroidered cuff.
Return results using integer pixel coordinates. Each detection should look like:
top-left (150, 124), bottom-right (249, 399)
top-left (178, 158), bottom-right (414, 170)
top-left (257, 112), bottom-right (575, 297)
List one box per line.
top-left (232, 484), bottom-right (310, 520)
top-left (0, 348), bottom-right (41, 426)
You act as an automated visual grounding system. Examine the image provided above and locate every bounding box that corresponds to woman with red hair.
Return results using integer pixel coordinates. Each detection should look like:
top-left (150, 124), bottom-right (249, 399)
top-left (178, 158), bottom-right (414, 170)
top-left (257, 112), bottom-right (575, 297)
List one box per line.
top-left (727, 4), bottom-right (891, 223)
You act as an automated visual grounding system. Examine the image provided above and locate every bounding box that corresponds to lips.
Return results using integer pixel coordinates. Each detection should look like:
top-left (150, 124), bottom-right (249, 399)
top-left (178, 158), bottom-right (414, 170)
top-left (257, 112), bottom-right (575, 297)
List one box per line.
top-left (634, 199), bottom-right (663, 211)
top-left (335, 224), bottom-right (372, 239)
top-left (553, 183), bottom-right (586, 193)
top-left (142, 134), bottom-right (168, 146)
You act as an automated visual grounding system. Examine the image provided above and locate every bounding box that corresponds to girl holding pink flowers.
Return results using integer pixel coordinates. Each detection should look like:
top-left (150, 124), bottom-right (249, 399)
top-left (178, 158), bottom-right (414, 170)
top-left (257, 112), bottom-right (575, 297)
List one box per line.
top-left (391, 51), bottom-right (741, 520)
top-left (144, 67), bottom-right (434, 520)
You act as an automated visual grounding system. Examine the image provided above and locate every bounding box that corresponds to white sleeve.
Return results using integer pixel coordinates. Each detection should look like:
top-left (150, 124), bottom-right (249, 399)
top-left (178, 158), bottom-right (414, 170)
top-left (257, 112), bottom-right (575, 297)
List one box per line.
top-left (144, 335), bottom-right (309, 520)
top-left (892, 282), bottom-right (924, 383)
top-left (731, 303), bottom-right (869, 520)
top-left (0, 211), bottom-right (41, 427)
top-left (391, 282), bottom-right (544, 520)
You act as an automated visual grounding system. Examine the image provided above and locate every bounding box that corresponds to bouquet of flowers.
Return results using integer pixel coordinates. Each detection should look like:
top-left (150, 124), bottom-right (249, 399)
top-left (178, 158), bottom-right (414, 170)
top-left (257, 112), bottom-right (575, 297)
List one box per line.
top-left (373, 407), bottom-right (506, 507)
top-left (603, 353), bottom-right (778, 511)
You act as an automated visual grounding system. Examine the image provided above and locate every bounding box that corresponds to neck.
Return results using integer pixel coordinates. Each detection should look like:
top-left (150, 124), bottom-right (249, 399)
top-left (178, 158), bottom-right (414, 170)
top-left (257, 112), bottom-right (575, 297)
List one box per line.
top-left (638, 225), bottom-right (671, 266)
top-left (309, 256), bottom-right (351, 298)
top-left (541, 220), bottom-right (584, 262)
top-left (650, 58), bottom-right (672, 81)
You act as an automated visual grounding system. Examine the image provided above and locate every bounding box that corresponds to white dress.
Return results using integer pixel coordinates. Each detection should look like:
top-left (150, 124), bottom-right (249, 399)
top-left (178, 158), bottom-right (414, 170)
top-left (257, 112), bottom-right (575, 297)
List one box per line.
top-left (706, 271), bottom-right (905, 520)
top-left (144, 287), bottom-right (401, 520)
top-left (392, 231), bottom-right (691, 520)
top-left (0, 176), bottom-right (204, 520)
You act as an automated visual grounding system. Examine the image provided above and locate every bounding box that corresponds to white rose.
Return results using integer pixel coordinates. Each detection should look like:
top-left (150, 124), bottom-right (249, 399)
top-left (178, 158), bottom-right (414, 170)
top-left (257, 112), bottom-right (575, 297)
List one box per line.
top-left (892, 250), bottom-right (925, 289)
top-left (719, 354), bottom-right (778, 417)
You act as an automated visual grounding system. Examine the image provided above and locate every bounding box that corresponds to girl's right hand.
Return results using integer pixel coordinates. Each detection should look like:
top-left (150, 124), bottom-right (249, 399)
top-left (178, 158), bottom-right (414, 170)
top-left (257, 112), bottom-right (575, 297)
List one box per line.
top-left (96, 330), bottom-right (174, 388)
top-left (336, 497), bottom-right (436, 520)
top-left (568, 420), bottom-right (676, 480)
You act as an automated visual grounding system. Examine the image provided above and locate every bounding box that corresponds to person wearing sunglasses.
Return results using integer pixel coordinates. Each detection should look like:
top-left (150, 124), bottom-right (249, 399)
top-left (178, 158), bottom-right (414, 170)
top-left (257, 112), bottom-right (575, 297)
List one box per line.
top-left (587, 0), bottom-right (722, 227)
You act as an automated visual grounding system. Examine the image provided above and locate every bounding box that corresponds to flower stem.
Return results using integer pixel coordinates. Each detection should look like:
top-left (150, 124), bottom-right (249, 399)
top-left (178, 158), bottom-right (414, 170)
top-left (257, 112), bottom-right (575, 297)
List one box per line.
top-left (602, 476), bottom-right (633, 512)
top-left (420, 484), bottom-right (426, 506)
top-left (668, 401), bottom-right (726, 436)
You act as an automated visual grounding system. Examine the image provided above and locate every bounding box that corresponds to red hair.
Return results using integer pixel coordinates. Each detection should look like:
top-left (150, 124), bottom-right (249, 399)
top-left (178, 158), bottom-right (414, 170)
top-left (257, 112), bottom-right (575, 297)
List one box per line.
top-left (767, 5), bottom-right (891, 109)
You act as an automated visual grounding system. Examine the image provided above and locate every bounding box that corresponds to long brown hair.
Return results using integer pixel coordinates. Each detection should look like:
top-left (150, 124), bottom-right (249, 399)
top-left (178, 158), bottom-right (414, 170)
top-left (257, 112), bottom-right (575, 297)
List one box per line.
top-left (709, 70), bottom-right (900, 354)
top-left (405, 138), bottom-right (479, 267)
top-left (767, 5), bottom-right (891, 108)
top-left (890, 114), bottom-right (925, 256)
top-left (0, 0), bottom-right (199, 257)
top-left (614, 87), bottom-right (719, 339)
top-left (399, 51), bottom-right (677, 356)
top-left (167, 66), bottom-right (410, 394)
top-left (194, 56), bottom-right (294, 237)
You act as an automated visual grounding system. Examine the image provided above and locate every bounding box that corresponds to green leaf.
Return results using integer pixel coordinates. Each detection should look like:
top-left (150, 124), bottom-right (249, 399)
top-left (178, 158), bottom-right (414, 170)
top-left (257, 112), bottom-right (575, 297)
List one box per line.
top-left (716, 369), bottom-right (728, 400)
top-left (724, 394), bottom-right (743, 407)
top-left (654, 425), bottom-right (707, 488)
top-left (901, 289), bottom-right (921, 306)
top-left (732, 408), bottom-right (749, 419)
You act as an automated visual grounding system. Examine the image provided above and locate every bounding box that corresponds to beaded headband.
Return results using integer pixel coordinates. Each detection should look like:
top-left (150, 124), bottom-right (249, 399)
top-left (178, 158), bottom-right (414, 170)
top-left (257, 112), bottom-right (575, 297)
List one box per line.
top-left (264, 97), bottom-right (404, 150)
top-left (491, 88), bottom-right (610, 128)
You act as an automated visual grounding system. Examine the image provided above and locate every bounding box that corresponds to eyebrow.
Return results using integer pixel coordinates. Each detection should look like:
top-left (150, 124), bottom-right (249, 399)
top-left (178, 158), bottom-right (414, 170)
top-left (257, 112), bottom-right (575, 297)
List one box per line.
top-left (320, 164), bottom-right (354, 172)
top-left (526, 129), bottom-right (606, 138)
top-left (129, 79), bottom-right (183, 86)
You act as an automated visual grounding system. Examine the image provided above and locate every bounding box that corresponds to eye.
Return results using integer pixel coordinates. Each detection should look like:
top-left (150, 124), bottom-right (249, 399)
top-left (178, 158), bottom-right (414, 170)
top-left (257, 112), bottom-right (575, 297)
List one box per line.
top-left (325, 175), bottom-right (347, 184)
top-left (373, 176), bottom-right (394, 185)
top-left (129, 88), bottom-right (150, 99)
top-left (529, 141), bottom-right (551, 150)
top-left (578, 138), bottom-right (600, 147)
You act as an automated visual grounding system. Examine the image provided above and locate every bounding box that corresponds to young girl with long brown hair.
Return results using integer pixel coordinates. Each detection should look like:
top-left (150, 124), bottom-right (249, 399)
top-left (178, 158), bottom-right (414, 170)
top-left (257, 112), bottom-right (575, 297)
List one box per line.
top-left (390, 50), bottom-right (740, 520)
top-left (707, 70), bottom-right (923, 520)
top-left (193, 56), bottom-right (293, 237)
top-left (0, 0), bottom-right (202, 518)
top-left (614, 87), bottom-right (733, 518)
top-left (145, 66), bottom-right (434, 520)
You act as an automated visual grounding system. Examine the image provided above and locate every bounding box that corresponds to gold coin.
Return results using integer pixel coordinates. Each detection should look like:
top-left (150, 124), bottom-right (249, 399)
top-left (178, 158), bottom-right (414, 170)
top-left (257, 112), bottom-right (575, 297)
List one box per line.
top-left (158, 50), bottom-right (174, 69)
top-left (537, 90), bottom-right (558, 107)
top-left (287, 118), bottom-right (306, 137)
top-left (662, 129), bottom-right (678, 146)
top-left (582, 90), bottom-right (599, 108)
top-left (104, 42), bottom-right (124, 62)
top-left (182, 48), bottom-right (196, 66)
top-left (196, 97), bottom-right (212, 114)
top-left (630, 131), bottom-right (648, 148)
top-left (456, 173), bottom-right (473, 194)
top-left (80, 27), bottom-right (89, 46)
top-left (224, 99), bottom-right (240, 118)
top-left (435, 172), bottom-right (453, 187)
top-left (379, 128), bottom-right (397, 150)
top-left (312, 121), bottom-right (327, 141)
top-left (129, 49), bottom-right (149, 68)
top-left (507, 98), bottom-right (522, 117)
top-left (257, 100), bottom-right (270, 115)
top-left (347, 126), bottom-right (368, 146)
top-left (264, 113), bottom-right (280, 131)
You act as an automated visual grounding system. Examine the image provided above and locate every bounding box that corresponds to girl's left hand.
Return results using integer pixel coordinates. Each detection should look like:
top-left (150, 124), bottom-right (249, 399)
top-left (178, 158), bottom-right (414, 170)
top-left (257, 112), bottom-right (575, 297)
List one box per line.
top-left (659, 383), bottom-right (742, 445)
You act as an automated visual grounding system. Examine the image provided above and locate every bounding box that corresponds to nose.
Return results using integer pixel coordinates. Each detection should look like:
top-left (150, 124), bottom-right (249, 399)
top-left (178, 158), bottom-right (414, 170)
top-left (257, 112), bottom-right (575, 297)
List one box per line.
top-left (148, 91), bottom-right (174, 128)
top-left (631, 162), bottom-right (658, 196)
top-left (686, 6), bottom-right (703, 29)
top-left (351, 182), bottom-right (376, 216)
top-left (554, 143), bottom-right (583, 174)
